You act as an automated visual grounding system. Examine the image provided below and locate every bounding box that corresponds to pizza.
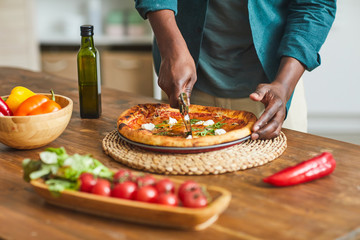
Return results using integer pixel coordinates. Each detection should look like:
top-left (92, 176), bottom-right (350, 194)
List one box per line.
top-left (117, 103), bottom-right (257, 147)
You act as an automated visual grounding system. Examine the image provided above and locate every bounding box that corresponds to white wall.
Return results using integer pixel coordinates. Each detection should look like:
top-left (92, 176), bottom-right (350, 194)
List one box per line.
top-left (35, 0), bottom-right (135, 39)
top-left (303, 0), bottom-right (360, 144)
top-left (0, 0), bottom-right (40, 71)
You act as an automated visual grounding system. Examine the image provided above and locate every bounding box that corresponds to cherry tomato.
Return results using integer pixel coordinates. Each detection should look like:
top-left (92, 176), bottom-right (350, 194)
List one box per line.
top-left (136, 174), bottom-right (156, 187)
top-left (113, 169), bottom-right (133, 184)
top-left (135, 185), bottom-right (158, 203)
top-left (79, 172), bottom-right (97, 193)
top-left (178, 180), bottom-right (201, 201)
top-left (91, 179), bottom-right (111, 197)
top-left (111, 181), bottom-right (137, 200)
top-left (157, 193), bottom-right (179, 207)
top-left (155, 178), bottom-right (175, 194)
top-left (182, 191), bottom-right (208, 208)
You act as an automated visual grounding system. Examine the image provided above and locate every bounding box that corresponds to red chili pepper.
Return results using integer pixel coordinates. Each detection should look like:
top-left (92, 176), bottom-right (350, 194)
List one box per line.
top-left (263, 152), bottom-right (336, 187)
top-left (0, 97), bottom-right (13, 116)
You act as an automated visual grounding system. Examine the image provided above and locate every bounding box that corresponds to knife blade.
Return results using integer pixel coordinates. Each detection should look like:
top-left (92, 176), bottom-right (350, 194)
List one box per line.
top-left (178, 92), bottom-right (193, 137)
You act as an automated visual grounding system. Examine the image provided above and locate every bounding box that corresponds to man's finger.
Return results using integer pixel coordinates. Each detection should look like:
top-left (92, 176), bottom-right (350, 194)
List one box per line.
top-left (256, 119), bottom-right (282, 139)
top-left (250, 84), bottom-right (267, 102)
top-left (253, 112), bottom-right (284, 139)
top-left (169, 94), bottom-right (180, 108)
top-left (183, 74), bottom-right (196, 101)
top-left (252, 99), bottom-right (280, 132)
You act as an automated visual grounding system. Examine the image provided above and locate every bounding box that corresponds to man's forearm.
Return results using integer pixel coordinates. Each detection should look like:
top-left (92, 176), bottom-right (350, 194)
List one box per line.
top-left (147, 10), bottom-right (188, 59)
top-left (273, 57), bottom-right (306, 100)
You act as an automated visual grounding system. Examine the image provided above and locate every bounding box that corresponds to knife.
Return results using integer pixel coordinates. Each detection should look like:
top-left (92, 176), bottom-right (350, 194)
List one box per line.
top-left (178, 93), bottom-right (193, 137)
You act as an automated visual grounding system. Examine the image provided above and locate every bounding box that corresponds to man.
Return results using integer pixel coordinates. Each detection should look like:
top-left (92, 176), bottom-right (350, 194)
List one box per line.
top-left (135, 0), bottom-right (336, 140)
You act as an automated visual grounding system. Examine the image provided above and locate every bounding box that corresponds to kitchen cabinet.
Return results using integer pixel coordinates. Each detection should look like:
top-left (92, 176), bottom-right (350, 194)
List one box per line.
top-left (40, 49), bottom-right (154, 98)
top-left (41, 51), bottom-right (78, 80)
top-left (101, 51), bottom-right (153, 97)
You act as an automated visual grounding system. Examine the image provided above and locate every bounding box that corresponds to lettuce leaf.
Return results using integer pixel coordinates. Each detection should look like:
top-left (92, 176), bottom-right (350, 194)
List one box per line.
top-left (45, 179), bottom-right (79, 196)
top-left (22, 147), bottom-right (113, 193)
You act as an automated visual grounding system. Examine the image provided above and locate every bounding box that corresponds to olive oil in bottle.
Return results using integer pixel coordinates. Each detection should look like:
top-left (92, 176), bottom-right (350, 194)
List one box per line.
top-left (77, 25), bottom-right (101, 118)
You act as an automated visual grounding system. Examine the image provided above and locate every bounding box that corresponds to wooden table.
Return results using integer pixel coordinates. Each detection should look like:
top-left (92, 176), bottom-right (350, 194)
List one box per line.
top-left (1, 67), bottom-right (360, 240)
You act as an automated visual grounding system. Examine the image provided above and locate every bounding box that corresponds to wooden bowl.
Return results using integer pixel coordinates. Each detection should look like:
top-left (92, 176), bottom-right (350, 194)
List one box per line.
top-left (0, 94), bottom-right (73, 149)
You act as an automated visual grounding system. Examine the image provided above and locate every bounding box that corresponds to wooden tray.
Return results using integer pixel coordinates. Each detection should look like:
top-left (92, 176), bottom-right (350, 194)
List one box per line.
top-left (30, 178), bottom-right (231, 231)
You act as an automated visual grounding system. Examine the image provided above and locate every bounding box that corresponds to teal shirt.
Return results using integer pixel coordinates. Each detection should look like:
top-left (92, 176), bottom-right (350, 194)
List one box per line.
top-left (135, 0), bottom-right (336, 111)
top-left (197, 0), bottom-right (269, 98)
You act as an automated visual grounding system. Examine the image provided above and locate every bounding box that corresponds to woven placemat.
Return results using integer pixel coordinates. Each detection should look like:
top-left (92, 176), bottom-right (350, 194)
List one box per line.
top-left (102, 130), bottom-right (287, 175)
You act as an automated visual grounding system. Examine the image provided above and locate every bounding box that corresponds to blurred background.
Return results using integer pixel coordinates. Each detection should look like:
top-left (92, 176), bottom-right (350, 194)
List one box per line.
top-left (0, 0), bottom-right (359, 145)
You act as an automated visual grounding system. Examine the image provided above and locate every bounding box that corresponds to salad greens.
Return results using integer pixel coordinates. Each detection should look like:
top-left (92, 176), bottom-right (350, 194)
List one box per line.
top-left (22, 147), bottom-right (113, 193)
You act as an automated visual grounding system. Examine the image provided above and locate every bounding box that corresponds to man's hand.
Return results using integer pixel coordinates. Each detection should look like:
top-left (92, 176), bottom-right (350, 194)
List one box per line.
top-left (249, 82), bottom-right (287, 140)
top-left (250, 57), bottom-right (305, 140)
top-left (158, 47), bottom-right (197, 108)
top-left (148, 10), bottom-right (196, 108)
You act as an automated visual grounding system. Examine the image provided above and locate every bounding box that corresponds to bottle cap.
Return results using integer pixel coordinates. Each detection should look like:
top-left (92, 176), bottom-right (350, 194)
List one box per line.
top-left (80, 25), bottom-right (94, 36)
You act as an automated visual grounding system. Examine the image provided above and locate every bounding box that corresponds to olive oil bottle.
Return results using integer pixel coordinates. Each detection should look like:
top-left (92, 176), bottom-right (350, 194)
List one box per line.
top-left (77, 25), bottom-right (101, 118)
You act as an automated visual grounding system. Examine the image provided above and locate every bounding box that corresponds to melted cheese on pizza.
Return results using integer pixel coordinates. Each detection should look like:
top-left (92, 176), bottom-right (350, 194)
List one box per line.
top-left (127, 110), bottom-right (246, 138)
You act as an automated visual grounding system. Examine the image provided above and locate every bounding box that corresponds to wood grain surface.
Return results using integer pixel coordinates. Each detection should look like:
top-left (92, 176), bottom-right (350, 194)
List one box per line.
top-left (1, 67), bottom-right (360, 240)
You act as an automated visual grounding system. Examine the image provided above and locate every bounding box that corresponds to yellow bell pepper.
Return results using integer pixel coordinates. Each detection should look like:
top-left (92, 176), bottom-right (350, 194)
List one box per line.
top-left (5, 86), bottom-right (36, 113)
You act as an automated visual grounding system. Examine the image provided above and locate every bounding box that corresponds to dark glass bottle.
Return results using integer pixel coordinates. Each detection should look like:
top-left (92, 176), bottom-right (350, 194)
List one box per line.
top-left (77, 25), bottom-right (101, 118)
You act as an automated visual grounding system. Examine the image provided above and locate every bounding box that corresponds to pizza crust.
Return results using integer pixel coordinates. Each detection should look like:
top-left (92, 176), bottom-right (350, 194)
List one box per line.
top-left (117, 103), bottom-right (257, 147)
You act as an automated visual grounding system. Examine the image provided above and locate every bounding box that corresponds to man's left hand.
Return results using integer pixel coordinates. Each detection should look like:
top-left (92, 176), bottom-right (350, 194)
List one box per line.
top-left (250, 57), bottom-right (305, 140)
top-left (249, 82), bottom-right (287, 140)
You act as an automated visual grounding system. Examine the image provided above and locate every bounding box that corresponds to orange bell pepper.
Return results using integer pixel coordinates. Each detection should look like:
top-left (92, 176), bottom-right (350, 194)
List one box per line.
top-left (14, 90), bottom-right (62, 116)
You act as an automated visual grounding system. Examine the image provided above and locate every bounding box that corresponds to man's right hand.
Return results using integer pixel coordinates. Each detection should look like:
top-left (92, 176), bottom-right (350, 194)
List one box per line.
top-left (148, 10), bottom-right (197, 108)
top-left (158, 47), bottom-right (197, 108)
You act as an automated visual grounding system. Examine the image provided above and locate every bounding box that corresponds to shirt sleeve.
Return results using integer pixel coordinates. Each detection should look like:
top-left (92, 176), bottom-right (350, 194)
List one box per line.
top-left (278, 0), bottom-right (336, 71)
top-left (135, 0), bottom-right (178, 19)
